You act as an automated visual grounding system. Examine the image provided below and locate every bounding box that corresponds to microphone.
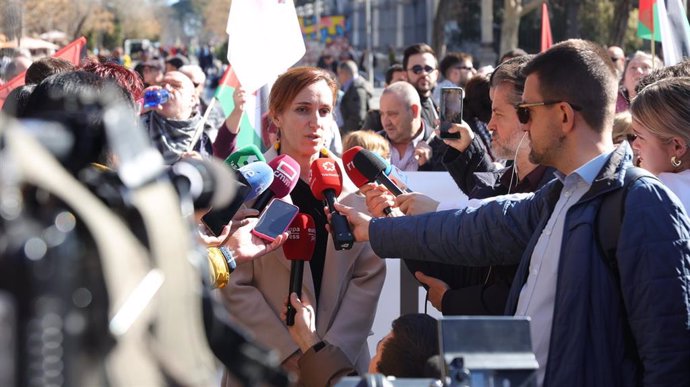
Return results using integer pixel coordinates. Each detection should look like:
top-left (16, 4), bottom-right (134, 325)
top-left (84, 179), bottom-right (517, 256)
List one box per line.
top-left (168, 157), bottom-right (237, 209)
top-left (353, 148), bottom-right (406, 196)
top-left (309, 159), bottom-right (355, 250)
top-left (224, 144), bottom-right (266, 171)
top-left (252, 154), bottom-right (301, 212)
top-left (201, 161), bottom-right (274, 236)
top-left (283, 213), bottom-right (316, 326)
top-left (342, 146), bottom-right (371, 188)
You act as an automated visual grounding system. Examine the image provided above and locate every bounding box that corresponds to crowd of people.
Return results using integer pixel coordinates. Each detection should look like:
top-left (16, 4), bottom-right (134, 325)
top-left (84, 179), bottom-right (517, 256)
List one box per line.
top-left (1, 35), bottom-right (690, 387)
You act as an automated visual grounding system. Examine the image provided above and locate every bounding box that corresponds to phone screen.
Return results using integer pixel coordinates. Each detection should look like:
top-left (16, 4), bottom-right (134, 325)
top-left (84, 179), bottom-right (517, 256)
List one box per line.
top-left (251, 199), bottom-right (300, 241)
top-left (439, 87), bottom-right (464, 139)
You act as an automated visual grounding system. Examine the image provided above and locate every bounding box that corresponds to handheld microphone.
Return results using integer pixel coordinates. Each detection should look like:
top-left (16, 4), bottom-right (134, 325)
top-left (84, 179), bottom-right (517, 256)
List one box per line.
top-left (309, 159), bottom-right (355, 250)
top-left (169, 157), bottom-right (237, 209)
top-left (342, 146), bottom-right (371, 188)
top-left (283, 213), bottom-right (316, 326)
top-left (353, 149), bottom-right (406, 196)
top-left (252, 154), bottom-right (301, 212)
top-left (201, 161), bottom-right (274, 236)
top-left (224, 144), bottom-right (266, 171)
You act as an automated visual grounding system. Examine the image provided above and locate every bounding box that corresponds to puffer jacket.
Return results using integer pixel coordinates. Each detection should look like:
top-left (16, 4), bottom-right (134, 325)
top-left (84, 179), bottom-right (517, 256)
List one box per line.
top-left (370, 143), bottom-right (690, 386)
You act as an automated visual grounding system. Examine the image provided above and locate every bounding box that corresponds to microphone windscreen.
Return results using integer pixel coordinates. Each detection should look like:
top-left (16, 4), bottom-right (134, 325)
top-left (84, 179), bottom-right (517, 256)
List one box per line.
top-left (170, 157), bottom-right (237, 209)
top-left (237, 161), bottom-right (274, 201)
top-left (352, 148), bottom-right (388, 181)
top-left (309, 158), bottom-right (343, 200)
top-left (283, 213), bottom-right (316, 261)
top-left (342, 146), bottom-right (371, 187)
top-left (224, 144), bottom-right (266, 170)
top-left (267, 154), bottom-right (301, 198)
top-left (424, 354), bottom-right (445, 379)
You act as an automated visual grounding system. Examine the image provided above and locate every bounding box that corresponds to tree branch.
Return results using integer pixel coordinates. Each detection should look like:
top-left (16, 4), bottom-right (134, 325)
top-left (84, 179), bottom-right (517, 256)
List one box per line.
top-left (519, 0), bottom-right (542, 17)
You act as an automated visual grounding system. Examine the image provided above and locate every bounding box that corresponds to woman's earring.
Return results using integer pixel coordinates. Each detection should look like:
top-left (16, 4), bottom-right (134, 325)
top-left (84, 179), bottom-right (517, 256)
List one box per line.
top-left (671, 155), bottom-right (682, 168)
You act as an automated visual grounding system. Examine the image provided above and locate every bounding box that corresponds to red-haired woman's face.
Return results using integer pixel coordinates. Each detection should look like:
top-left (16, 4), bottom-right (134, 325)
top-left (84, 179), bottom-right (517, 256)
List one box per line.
top-left (272, 79), bottom-right (334, 158)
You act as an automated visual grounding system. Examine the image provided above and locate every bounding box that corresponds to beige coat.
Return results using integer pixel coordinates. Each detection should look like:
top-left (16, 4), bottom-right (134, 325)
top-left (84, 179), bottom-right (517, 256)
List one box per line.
top-left (220, 148), bottom-right (386, 377)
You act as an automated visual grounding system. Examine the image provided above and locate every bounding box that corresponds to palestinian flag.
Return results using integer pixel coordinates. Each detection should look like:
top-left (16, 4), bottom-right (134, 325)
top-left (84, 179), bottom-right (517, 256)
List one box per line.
top-left (214, 65), bottom-right (264, 150)
top-left (638, 0), bottom-right (661, 41)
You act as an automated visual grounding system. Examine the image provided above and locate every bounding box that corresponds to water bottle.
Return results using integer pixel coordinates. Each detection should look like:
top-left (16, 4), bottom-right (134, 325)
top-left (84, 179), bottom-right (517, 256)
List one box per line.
top-left (143, 89), bottom-right (170, 108)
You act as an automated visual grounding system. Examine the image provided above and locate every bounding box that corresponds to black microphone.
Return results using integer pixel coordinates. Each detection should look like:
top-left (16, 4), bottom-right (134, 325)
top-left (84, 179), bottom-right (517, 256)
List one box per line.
top-left (352, 148), bottom-right (405, 196)
top-left (168, 157), bottom-right (237, 209)
top-left (309, 159), bottom-right (354, 251)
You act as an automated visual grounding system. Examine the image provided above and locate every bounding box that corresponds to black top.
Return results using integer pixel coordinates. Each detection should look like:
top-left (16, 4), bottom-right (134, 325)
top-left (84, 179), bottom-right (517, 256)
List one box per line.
top-left (290, 179), bottom-right (329, 305)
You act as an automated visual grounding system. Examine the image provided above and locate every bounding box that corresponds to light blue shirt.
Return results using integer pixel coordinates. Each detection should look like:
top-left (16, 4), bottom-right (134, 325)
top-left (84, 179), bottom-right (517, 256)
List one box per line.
top-left (514, 150), bottom-right (613, 386)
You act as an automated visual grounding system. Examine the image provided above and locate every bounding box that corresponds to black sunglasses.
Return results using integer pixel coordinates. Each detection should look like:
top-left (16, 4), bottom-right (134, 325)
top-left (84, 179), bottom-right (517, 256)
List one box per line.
top-left (515, 100), bottom-right (583, 124)
top-left (409, 65), bottom-right (435, 75)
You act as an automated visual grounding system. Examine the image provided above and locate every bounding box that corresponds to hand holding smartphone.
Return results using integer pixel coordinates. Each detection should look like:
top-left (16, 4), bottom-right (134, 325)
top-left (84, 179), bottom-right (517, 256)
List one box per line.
top-left (439, 87), bottom-right (464, 139)
top-left (251, 199), bottom-right (300, 242)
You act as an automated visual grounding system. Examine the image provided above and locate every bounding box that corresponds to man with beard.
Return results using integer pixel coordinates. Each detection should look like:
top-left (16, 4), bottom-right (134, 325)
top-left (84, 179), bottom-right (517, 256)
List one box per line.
top-left (398, 43), bottom-right (448, 170)
top-left (336, 40), bottom-right (690, 387)
top-left (367, 56), bottom-right (557, 316)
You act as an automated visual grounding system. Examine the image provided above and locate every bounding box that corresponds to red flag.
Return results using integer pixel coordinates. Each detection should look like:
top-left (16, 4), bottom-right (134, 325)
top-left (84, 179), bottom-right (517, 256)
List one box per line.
top-left (0, 36), bottom-right (86, 108)
top-left (541, 2), bottom-right (553, 52)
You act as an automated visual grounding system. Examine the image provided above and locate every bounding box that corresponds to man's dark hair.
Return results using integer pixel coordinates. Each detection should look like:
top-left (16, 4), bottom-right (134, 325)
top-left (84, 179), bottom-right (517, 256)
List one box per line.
top-left (498, 48), bottom-right (528, 65)
top-left (385, 64), bottom-right (404, 85)
top-left (165, 56), bottom-right (188, 70)
top-left (490, 55), bottom-right (534, 106)
top-left (635, 59), bottom-right (690, 94)
top-left (376, 314), bottom-right (439, 378)
top-left (464, 75), bottom-right (492, 124)
top-left (1, 84), bottom-right (36, 117)
top-left (25, 57), bottom-right (75, 85)
top-left (522, 39), bottom-right (618, 132)
top-left (402, 43), bottom-right (436, 71)
top-left (438, 53), bottom-right (461, 78)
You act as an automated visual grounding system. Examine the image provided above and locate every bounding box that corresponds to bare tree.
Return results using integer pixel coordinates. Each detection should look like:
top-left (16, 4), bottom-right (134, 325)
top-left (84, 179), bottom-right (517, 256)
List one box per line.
top-left (499, 0), bottom-right (541, 56)
top-left (610, 0), bottom-right (633, 47)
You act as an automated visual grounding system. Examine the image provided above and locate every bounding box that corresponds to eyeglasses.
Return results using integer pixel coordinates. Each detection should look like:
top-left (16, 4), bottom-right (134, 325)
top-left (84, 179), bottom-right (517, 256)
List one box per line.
top-left (515, 100), bottom-right (582, 124)
top-left (409, 65), bottom-right (435, 75)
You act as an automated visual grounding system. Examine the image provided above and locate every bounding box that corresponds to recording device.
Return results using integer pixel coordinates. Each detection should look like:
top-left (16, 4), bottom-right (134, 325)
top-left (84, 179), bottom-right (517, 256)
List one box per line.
top-left (352, 149), bottom-right (406, 196)
top-left (252, 154), bottom-right (301, 211)
top-left (309, 159), bottom-right (355, 250)
top-left (225, 144), bottom-right (266, 171)
top-left (439, 317), bottom-right (538, 386)
top-left (251, 199), bottom-right (299, 242)
top-left (283, 213), bottom-right (316, 326)
top-left (343, 147), bottom-right (411, 194)
top-left (201, 161), bottom-right (274, 236)
top-left (439, 87), bottom-right (464, 139)
top-left (168, 157), bottom-right (237, 210)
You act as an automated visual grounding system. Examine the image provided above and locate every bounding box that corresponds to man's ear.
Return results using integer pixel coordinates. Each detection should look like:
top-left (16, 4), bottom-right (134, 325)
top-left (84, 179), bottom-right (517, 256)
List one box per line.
top-left (410, 104), bottom-right (420, 118)
top-left (560, 102), bottom-right (576, 132)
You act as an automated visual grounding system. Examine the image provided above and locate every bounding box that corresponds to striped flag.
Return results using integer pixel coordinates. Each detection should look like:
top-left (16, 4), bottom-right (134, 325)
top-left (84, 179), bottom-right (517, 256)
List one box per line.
top-left (638, 0), bottom-right (690, 65)
top-left (0, 36), bottom-right (86, 108)
top-left (214, 65), bottom-right (263, 150)
top-left (541, 2), bottom-right (553, 52)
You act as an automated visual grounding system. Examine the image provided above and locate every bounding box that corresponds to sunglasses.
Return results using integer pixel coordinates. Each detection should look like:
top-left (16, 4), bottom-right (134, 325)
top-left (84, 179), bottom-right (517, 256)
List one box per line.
top-left (515, 101), bottom-right (582, 124)
top-left (409, 65), bottom-right (435, 75)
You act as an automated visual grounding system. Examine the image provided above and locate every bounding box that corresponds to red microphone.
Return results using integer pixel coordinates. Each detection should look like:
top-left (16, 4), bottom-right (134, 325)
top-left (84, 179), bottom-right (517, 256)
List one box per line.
top-left (309, 159), bottom-right (354, 250)
top-left (252, 154), bottom-right (301, 211)
top-left (342, 146), bottom-right (370, 188)
top-left (283, 213), bottom-right (316, 326)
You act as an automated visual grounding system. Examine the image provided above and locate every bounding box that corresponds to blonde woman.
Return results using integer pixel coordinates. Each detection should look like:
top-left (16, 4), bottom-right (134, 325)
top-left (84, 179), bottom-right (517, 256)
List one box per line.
top-left (630, 77), bottom-right (690, 209)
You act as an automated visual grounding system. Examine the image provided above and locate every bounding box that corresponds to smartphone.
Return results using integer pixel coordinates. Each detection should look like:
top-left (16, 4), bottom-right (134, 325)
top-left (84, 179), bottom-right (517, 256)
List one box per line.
top-left (251, 198), bottom-right (300, 242)
top-left (439, 87), bottom-right (464, 139)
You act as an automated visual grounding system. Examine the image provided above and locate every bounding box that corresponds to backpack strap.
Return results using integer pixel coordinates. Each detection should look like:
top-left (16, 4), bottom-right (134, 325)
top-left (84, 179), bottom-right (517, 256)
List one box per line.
top-left (595, 166), bottom-right (653, 275)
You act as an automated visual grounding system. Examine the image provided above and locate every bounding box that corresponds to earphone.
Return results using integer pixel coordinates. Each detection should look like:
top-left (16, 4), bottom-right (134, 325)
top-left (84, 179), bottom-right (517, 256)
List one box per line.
top-left (506, 132), bottom-right (528, 195)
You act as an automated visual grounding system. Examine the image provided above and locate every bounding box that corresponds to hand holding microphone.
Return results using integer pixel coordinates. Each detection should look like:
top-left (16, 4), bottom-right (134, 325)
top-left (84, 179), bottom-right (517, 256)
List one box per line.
top-left (283, 213), bottom-right (316, 325)
top-left (252, 154), bottom-right (301, 211)
top-left (309, 159), bottom-right (355, 250)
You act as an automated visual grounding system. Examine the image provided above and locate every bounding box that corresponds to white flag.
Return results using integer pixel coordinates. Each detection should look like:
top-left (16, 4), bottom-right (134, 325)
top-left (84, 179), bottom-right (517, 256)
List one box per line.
top-left (664, 0), bottom-right (690, 64)
top-left (226, 0), bottom-right (306, 93)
